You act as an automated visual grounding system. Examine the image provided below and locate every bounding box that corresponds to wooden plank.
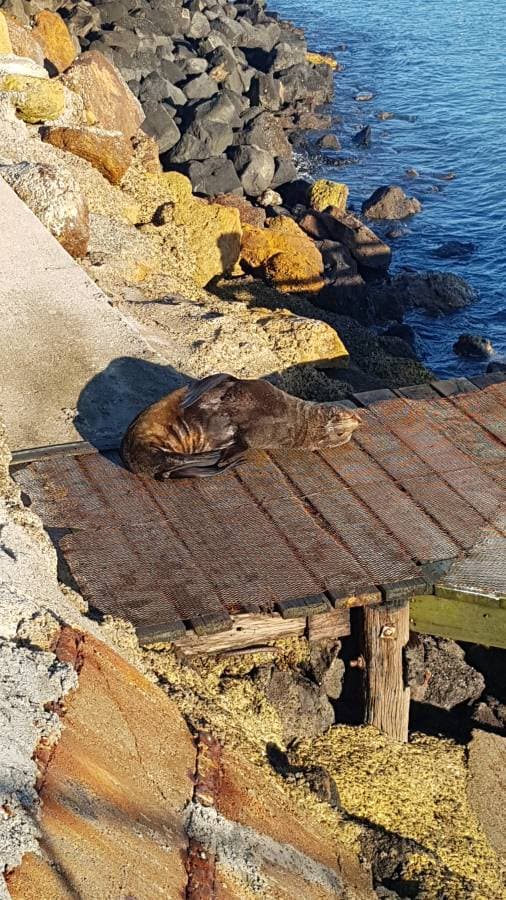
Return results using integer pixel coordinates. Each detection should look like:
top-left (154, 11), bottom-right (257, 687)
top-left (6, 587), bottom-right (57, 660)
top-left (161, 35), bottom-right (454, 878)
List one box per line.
top-left (361, 603), bottom-right (410, 742)
top-left (172, 612), bottom-right (307, 655)
top-left (307, 607), bottom-right (351, 642)
top-left (410, 595), bottom-right (506, 649)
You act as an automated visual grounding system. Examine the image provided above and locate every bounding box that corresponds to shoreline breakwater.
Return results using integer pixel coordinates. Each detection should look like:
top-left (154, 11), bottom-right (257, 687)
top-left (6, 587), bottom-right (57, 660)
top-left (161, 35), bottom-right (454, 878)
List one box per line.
top-left (0, 0), bottom-right (494, 395)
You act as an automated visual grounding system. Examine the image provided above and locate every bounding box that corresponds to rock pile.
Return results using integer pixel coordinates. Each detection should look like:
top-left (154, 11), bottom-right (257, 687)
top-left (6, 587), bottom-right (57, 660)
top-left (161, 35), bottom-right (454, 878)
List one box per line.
top-left (0, 0), bottom-right (336, 199)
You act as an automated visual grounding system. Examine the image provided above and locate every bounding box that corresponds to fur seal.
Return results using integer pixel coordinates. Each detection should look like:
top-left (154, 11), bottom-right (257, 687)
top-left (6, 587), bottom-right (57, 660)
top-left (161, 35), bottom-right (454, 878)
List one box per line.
top-left (121, 373), bottom-right (360, 479)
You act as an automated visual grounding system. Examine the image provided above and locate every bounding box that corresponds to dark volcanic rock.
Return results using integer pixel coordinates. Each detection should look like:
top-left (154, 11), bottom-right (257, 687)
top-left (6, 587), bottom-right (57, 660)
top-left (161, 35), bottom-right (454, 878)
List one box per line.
top-left (167, 120), bottom-right (234, 162)
top-left (408, 636), bottom-right (485, 710)
top-left (180, 157), bottom-right (242, 196)
top-left (322, 208), bottom-right (392, 277)
top-left (362, 185), bottom-right (422, 219)
top-left (270, 156), bottom-right (298, 189)
top-left (229, 144), bottom-right (275, 196)
top-left (142, 104), bottom-right (181, 153)
top-left (182, 72), bottom-right (219, 101)
top-left (487, 359), bottom-right (506, 373)
top-left (432, 240), bottom-right (476, 259)
top-left (278, 177), bottom-right (312, 209)
top-left (453, 333), bottom-right (494, 358)
top-left (352, 124), bottom-right (371, 147)
top-left (367, 271), bottom-right (476, 316)
top-left (249, 72), bottom-right (283, 110)
top-left (239, 111), bottom-right (293, 158)
top-left (260, 668), bottom-right (334, 742)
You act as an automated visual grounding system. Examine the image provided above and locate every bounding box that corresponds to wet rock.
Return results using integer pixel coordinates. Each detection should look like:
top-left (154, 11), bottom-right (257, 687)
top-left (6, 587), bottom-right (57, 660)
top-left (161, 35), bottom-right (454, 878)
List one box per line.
top-left (318, 134), bottom-right (341, 151)
top-left (0, 161), bottom-right (89, 257)
top-left (368, 271), bottom-right (476, 316)
top-left (62, 50), bottom-right (144, 138)
top-left (309, 179), bottom-right (348, 213)
top-left (31, 11), bottom-right (77, 74)
top-left (405, 167), bottom-right (419, 177)
top-left (385, 225), bottom-right (409, 239)
top-left (322, 208), bottom-right (392, 276)
top-left (180, 156), bottom-right (242, 196)
top-left (432, 240), bottom-right (475, 259)
top-left (378, 334), bottom-right (417, 361)
top-left (278, 177), bottom-right (312, 209)
top-left (363, 185), bottom-right (422, 219)
top-left (453, 333), bottom-right (493, 358)
top-left (262, 668), bottom-right (334, 742)
top-left (355, 91), bottom-right (374, 101)
top-left (212, 192), bottom-right (266, 227)
top-left (376, 110), bottom-right (394, 120)
top-left (384, 322), bottom-right (416, 347)
top-left (487, 359), bottom-right (506, 374)
top-left (408, 637), bottom-right (485, 710)
top-left (241, 216), bottom-right (325, 294)
top-left (229, 144), bottom-right (275, 197)
top-left (352, 124), bottom-right (371, 147)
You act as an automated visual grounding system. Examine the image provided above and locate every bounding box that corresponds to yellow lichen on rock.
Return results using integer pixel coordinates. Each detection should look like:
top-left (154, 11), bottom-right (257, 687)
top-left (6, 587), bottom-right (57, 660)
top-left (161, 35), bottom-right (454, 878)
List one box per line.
top-left (0, 12), bottom-right (13, 54)
top-left (241, 216), bottom-right (325, 293)
top-left (306, 51), bottom-right (338, 69)
top-left (290, 725), bottom-right (505, 899)
top-left (309, 179), bottom-right (349, 213)
top-left (123, 171), bottom-right (242, 287)
top-left (0, 74), bottom-right (64, 122)
top-left (32, 10), bottom-right (77, 73)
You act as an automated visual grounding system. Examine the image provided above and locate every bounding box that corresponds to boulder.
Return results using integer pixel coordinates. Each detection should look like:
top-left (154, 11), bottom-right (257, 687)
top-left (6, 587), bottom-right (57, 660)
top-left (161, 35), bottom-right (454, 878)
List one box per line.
top-left (322, 207), bottom-right (391, 275)
top-left (305, 51), bottom-right (339, 69)
top-left (453, 333), bottom-right (493, 358)
top-left (139, 72), bottom-right (186, 106)
top-left (229, 144), bottom-right (275, 197)
top-left (278, 177), bottom-right (311, 208)
top-left (62, 50), bottom-right (144, 138)
top-left (268, 40), bottom-right (306, 72)
top-left (131, 130), bottom-right (161, 174)
top-left (124, 171), bottom-right (242, 286)
top-left (241, 215), bottom-right (325, 293)
top-left (309, 641), bottom-right (345, 700)
top-left (31, 11), bottom-right (77, 73)
top-left (408, 637), bottom-right (485, 709)
top-left (0, 72), bottom-right (64, 123)
top-left (166, 120), bottom-right (234, 163)
top-left (0, 11), bottom-right (13, 53)
top-left (487, 359), bottom-right (506, 374)
top-left (187, 11), bottom-right (211, 39)
top-left (182, 71), bottom-right (219, 101)
top-left (249, 71), bottom-right (282, 110)
top-left (0, 161), bottom-right (89, 257)
top-left (0, 54), bottom-right (48, 79)
top-left (362, 185), bottom-right (422, 219)
top-left (42, 125), bottom-right (133, 185)
top-left (309, 179), bottom-right (348, 213)
top-left (212, 192), bottom-right (266, 227)
top-left (240, 111), bottom-right (292, 158)
top-left (189, 90), bottom-right (242, 128)
top-left (318, 134), bottom-right (341, 151)
top-left (180, 156), bottom-right (242, 196)
top-left (262, 669), bottom-right (334, 743)
top-left (142, 104), bottom-right (181, 154)
top-left (4, 15), bottom-right (45, 66)
top-left (368, 271), bottom-right (476, 316)
top-left (271, 156), bottom-right (297, 189)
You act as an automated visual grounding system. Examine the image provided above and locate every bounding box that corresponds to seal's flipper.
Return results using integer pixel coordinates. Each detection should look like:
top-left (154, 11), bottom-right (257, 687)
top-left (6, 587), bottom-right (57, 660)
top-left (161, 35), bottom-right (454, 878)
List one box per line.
top-left (168, 457), bottom-right (244, 479)
top-left (180, 373), bottom-right (237, 411)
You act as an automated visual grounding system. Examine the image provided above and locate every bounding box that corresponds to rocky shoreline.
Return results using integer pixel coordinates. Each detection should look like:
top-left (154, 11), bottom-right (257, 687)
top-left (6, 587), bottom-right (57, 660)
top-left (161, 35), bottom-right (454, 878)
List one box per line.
top-left (0, 0), bottom-right (484, 398)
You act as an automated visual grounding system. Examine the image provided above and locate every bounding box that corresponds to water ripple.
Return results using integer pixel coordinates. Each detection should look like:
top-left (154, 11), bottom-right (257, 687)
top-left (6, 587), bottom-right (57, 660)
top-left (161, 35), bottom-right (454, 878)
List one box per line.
top-left (270, 0), bottom-right (506, 376)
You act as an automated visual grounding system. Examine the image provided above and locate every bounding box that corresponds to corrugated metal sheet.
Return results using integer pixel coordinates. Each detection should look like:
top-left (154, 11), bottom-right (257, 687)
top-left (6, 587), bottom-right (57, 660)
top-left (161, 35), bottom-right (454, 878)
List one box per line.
top-left (13, 383), bottom-right (506, 644)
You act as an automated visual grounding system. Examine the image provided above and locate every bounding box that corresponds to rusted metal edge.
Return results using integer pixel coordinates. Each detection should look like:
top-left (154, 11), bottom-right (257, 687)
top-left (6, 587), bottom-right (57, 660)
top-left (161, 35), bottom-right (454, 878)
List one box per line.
top-left (276, 593), bottom-right (331, 619)
top-left (10, 440), bottom-right (111, 466)
top-left (186, 732), bottom-right (222, 899)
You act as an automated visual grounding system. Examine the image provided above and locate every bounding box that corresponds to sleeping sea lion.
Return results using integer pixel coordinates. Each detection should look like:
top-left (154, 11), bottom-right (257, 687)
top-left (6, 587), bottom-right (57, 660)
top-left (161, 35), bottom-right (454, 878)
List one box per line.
top-left (120, 373), bottom-right (361, 479)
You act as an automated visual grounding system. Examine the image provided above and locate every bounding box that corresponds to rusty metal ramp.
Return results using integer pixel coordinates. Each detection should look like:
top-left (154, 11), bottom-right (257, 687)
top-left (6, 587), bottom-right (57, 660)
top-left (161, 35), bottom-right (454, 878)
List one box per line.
top-left (12, 380), bottom-right (506, 646)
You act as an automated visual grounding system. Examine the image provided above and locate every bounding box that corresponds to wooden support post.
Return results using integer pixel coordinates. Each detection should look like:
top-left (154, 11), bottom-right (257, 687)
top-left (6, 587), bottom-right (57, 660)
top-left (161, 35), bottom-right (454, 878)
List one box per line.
top-left (361, 603), bottom-right (410, 742)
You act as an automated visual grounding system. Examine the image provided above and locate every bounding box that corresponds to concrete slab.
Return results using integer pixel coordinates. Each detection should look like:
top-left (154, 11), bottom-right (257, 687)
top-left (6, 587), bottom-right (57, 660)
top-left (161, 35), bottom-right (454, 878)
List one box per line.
top-left (0, 176), bottom-right (182, 452)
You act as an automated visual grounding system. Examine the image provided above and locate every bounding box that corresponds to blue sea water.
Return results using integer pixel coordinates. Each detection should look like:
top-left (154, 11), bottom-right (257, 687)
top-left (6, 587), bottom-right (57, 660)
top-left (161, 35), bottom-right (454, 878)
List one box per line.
top-left (269, 0), bottom-right (506, 377)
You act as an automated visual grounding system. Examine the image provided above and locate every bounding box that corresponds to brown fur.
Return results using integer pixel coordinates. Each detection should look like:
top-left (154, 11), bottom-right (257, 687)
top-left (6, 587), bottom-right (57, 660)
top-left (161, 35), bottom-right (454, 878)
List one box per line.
top-left (121, 373), bottom-right (360, 479)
